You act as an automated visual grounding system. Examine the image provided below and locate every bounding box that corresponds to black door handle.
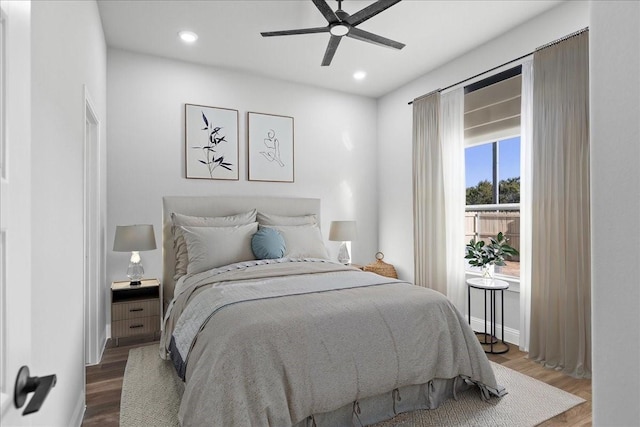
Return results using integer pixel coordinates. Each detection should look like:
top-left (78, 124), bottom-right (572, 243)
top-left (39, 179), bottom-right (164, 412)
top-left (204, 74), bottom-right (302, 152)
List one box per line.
top-left (14, 365), bottom-right (57, 415)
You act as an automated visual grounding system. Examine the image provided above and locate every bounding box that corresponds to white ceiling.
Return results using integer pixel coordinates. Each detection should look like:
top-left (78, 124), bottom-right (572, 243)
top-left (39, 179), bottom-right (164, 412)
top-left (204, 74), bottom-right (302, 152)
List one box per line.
top-left (97, 0), bottom-right (561, 98)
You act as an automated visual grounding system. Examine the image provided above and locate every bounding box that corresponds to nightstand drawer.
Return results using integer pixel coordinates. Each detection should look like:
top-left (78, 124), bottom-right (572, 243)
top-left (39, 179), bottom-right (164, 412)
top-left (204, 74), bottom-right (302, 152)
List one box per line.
top-left (112, 315), bottom-right (160, 338)
top-left (112, 299), bottom-right (160, 321)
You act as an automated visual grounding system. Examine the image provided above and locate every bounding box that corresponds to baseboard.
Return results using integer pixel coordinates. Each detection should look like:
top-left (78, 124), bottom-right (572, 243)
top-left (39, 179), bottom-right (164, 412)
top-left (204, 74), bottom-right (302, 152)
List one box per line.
top-left (70, 391), bottom-right (85, 427)
top-left (85, 328), bottom-right (108, 366)
top-left (98, 329), bottom-right (107, 363)
top-left (469, 316), bottom-right (519, 345)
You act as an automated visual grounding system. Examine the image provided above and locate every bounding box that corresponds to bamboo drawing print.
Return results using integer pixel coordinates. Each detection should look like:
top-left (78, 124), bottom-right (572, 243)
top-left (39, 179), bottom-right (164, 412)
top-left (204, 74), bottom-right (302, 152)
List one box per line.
top-left (193, 111), bottom-right (233, 177)
top-left (185, 104), bottom-right (239, 180)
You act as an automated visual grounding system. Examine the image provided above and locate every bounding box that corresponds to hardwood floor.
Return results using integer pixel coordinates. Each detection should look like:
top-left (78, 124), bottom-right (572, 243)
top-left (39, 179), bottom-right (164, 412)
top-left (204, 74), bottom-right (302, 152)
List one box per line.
top-left (82, 337), bottom-right (592, 426)
top-left (83, 336), bottom-right (158, 427)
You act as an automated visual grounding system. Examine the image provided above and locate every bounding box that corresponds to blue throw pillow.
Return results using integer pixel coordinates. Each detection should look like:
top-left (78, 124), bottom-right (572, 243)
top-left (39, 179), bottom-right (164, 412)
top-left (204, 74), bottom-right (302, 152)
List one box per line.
top-left (251, 227), bottom-right (286, 260)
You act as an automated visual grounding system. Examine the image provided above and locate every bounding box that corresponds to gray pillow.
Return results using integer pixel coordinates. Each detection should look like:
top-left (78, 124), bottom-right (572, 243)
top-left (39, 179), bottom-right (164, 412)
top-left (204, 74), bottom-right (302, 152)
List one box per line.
top-left (261, 224), bottom-right (329, 259)
top-left (256, 212), bottom-right (317, 226)
top-left (181, 223), bottom-right (258, 275)
top-left (171, 210), bottom-right (257, 279)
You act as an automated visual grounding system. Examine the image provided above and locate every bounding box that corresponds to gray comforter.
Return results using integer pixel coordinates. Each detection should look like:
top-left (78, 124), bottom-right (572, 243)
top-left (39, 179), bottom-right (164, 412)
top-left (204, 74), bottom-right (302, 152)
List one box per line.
top-left (161, 259), bottom-right (501, 426)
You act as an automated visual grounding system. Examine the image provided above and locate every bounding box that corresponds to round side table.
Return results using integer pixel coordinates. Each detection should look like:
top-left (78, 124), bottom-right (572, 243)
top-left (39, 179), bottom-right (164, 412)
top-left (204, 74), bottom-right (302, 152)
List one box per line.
top-left (466, 277), bottom-right (510, 354)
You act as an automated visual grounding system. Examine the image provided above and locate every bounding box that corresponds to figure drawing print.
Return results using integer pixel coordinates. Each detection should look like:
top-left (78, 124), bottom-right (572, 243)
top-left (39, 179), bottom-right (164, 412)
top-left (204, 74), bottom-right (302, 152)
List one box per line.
top-left (260, 129), bottom-right (284, 167)
top-left (248, 112), bottom-right (294, 182)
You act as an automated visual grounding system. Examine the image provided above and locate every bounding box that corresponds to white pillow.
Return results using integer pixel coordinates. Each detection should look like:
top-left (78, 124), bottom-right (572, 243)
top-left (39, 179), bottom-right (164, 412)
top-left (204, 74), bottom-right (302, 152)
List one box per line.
top-left (261, 224), bottom-right (329, 259)
top-left (171, 210), bottom-right (257, 279)
top-left (257, 212), bottom-right (317, 226)
top-left (181, 223), bottom-right (258, 275)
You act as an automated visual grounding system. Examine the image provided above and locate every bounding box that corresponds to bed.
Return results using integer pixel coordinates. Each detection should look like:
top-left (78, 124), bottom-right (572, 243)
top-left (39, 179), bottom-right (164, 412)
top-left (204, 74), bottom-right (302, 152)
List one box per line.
top-left (159, 196), bottom-right (504, 426)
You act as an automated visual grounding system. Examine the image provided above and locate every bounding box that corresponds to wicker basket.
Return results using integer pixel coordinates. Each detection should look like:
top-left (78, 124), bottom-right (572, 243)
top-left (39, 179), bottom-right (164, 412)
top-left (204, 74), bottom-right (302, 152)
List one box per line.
top-left (363, 252), bottom-right (398, 279)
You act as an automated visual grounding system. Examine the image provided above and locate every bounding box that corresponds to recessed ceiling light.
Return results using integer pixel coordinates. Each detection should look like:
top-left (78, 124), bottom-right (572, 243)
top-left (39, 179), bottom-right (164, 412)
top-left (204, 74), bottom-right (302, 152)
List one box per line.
top-left (178, 30), bottom-right (198, 43)
top-left (353, 71), bottom-right (367, 81)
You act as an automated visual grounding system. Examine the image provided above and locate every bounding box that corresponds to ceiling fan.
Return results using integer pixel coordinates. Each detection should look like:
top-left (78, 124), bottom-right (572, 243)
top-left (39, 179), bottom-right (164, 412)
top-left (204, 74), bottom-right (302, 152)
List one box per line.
top-left (260, 0), bottom-right (405, 66)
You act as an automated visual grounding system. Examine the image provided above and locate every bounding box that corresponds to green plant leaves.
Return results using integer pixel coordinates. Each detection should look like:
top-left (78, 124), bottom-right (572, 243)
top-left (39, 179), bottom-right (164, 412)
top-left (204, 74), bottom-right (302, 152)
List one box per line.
top-left (465, 232), bottom-right (519, 268)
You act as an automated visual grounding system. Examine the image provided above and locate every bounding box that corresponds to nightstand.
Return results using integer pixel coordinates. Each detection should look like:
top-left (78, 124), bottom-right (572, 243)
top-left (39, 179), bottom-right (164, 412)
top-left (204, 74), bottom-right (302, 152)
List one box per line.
top-left (111, 278), bottom-right (161, 346)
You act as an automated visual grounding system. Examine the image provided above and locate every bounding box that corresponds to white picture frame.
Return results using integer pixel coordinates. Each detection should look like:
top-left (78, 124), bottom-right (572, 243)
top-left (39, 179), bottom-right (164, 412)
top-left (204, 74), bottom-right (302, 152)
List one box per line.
top-left (185, 103), bottom-right (239, 180)
top-left (247, 112), bottom-right (294, 182)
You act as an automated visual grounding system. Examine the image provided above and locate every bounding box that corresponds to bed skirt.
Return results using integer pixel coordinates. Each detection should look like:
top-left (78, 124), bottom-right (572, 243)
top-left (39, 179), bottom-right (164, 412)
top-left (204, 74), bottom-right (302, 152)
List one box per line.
top-left (293, 377), bottom-right (479, 427)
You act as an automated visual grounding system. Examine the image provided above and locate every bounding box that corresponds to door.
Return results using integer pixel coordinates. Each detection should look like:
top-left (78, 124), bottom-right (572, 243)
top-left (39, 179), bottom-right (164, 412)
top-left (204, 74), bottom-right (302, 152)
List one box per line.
top-left (0, 1), bottom-right (33, 424)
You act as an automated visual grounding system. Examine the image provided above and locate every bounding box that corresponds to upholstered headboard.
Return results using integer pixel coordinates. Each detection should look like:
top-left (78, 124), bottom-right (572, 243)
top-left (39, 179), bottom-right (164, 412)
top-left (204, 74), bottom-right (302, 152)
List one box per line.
top-left (162, 196), bottom-right (321, 304)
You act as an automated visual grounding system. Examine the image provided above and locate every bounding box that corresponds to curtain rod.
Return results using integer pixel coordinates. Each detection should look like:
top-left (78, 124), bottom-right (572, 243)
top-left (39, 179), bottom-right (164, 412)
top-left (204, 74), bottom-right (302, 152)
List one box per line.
top-left (536, 27), bottom-right (588, 51)
top-left (411, 89), bottom-right (441, 104)
top-left (408, 27), bottom-right (589, 105)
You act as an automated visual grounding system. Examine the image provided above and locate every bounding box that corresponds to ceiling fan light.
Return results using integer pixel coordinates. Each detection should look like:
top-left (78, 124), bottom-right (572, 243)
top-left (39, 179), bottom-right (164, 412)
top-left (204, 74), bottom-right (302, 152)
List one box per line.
top-left (329, 24), bottom-right (349, 37)
top-left (178, 30), bottom-right (198, 43)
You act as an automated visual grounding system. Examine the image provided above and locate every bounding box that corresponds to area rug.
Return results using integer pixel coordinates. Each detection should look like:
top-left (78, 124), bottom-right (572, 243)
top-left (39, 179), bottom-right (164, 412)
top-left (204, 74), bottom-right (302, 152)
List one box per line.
top-left (120, 344), bottom-right (585, 427)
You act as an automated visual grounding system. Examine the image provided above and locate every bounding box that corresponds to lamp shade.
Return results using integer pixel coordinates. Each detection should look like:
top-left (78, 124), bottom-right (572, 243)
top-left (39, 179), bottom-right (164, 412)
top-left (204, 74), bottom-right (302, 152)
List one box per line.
top-left (113, 224), bottom-right (157, 252)
top-left (329, 221), bottom-right (357, 242)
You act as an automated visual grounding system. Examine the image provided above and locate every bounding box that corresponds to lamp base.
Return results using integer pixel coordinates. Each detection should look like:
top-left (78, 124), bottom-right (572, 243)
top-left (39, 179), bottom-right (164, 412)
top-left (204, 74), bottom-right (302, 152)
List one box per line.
top-left (337, 241), bottom-right (351, 265)
top-left (127, 253), bottom-right (144, 287)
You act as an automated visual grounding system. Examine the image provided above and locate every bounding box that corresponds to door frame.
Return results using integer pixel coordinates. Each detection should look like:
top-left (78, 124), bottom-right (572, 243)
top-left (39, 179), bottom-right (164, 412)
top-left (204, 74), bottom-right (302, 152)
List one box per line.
top-left (83, 86), bottom-right (104, 366)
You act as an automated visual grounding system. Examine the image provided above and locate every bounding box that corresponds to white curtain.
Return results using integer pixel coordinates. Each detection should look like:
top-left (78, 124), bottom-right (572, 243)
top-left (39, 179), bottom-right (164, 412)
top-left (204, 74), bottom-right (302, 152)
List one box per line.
top-left (519, 59), bottom-right (533, 352)
top-left (412, 93), bottom-right (447, 295)
top-left (529, 31), bottom-right (591, 378)
top-left (412, 90), bottom-right (466, 313)
top-left (440, 88), bottom-right (466, 312)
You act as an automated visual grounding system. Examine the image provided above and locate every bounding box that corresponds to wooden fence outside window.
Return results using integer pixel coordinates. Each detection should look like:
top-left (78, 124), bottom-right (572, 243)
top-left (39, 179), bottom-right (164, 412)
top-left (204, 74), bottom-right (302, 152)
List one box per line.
top-left (465, 210), bottom-right (520, 277)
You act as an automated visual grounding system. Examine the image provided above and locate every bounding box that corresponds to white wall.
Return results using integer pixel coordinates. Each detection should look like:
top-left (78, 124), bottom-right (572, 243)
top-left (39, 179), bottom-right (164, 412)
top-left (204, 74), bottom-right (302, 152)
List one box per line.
top-left (31, 0), bottom-right (107, 425)
top-left (590, 1), bottom-right (640, 424)
top-left (106, 49), bottom-right (379, 295)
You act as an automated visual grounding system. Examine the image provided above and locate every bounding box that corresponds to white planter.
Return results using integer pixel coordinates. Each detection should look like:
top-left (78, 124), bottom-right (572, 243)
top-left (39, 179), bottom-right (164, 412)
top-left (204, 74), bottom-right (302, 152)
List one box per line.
top-left (481, 264), bottom-right (495, 280)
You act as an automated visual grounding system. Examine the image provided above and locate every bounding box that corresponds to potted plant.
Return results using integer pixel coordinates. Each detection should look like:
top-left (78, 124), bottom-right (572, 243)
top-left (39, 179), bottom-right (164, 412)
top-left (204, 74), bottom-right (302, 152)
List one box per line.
top-left (465, 232), bottom-right (519, 279)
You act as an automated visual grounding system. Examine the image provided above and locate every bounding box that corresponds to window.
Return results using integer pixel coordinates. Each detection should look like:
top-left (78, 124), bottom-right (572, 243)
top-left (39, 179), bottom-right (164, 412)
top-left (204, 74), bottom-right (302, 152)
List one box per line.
top-left (465, 137), bottom-right (520, 278)
top-left (466, 137), bottom-right (520, 206)
top-left (464, 67), bottom-right (522, 279)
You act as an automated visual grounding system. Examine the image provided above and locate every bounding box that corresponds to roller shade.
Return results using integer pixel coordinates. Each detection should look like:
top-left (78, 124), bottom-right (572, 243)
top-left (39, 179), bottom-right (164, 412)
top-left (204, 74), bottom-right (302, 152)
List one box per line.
top-left (464, 74), bottom-right (521, 145)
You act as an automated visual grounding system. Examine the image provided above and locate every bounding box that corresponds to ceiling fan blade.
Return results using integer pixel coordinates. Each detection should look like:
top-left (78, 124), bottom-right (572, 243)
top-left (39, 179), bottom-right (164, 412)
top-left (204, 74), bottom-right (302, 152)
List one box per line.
top-left (261, 27), bottom-right (329, 37)
top-left (346, 0), bottom-right (402, 27)
top-left (312, 0), bottom-right (340, 24)
top-left (321, 35), bottom-right (342, 66)
top-left (347, 27), bottom-right (405, 50)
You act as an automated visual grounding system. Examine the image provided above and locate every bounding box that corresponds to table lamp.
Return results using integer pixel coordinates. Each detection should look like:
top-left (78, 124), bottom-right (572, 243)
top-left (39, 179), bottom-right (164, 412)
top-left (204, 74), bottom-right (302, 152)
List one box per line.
top-left (113, 224), bottom-right (156, 286)
top-left (329, 220), bottom-right (357, 264)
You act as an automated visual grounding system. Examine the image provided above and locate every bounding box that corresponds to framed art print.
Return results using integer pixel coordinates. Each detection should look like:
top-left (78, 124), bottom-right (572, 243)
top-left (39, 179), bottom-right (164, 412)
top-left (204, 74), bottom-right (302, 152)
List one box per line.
top-left (185, 103), bottom-right (239, 180)
top-left (248, 112), bottom-right (294, 182)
